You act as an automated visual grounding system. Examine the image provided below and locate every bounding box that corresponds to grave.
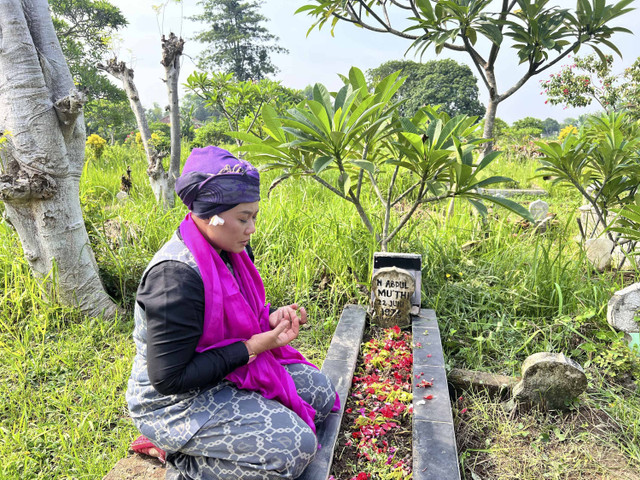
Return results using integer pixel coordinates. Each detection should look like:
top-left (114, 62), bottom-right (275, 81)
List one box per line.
top-left (298, 305), bottom-right (367, 480)
top-left (476, 187), bottom-right (548, 197)
top-left (528, 199), bottom-right (549, 221)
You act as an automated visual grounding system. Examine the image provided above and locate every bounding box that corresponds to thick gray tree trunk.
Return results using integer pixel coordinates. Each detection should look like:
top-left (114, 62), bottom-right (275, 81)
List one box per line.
top-left (98, 58), bottom-right (174, 207)
top-left (161, 33), bottom-right (185, 199)
top-left (0, 0), bottom-right (117, 318)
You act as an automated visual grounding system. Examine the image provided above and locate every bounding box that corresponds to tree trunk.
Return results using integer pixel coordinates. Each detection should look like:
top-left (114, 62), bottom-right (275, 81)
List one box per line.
top-left (0, 0), bottom-right (117, 318)
top-left (482, 96), bottom-right (499, 158)
top-left (98, 58), bottom-right (173, 207)
top-left (160, 33), bottom-right (185, 204)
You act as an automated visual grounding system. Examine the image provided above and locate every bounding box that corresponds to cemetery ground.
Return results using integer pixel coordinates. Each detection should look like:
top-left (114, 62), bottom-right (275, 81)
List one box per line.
top-left (1, 144), bottom-right (639, 479)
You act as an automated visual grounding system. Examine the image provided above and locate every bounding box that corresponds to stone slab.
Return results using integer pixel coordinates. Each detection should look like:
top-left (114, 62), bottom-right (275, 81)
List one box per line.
top-left (477, 188), bottom-right (548, 197)
top-left (413, 308), bottom-right (439, 329)
top-left (297, 412), bottom-right (342, 480)
top-left (448, 368), bottom-right (519, 397)
top-left (298, 304), bottom-right (367, 480)
top-left (413, 420), bottom-right (461, 480)
top-left (412, 309), bottom-right (461, 480)
top-left (324, 304), bottom-right (370, 366)
top-left (102, 454), bottom-right (165, 480)
top-left (607, 282), bottom-right (640, 334)
top-left (413, 365), bottom-right (454, 424)
top-left (321, 359), bottom-right (354, 409)
top-left (413, 317), bottom-right (444, 368)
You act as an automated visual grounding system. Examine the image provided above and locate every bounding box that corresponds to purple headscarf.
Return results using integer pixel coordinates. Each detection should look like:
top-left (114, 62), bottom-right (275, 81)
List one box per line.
top-left (175, 146), bottom-right (260, 217)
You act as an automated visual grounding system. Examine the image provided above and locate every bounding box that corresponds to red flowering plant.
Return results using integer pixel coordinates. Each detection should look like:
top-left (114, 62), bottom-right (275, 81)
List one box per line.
top-left (330, 325), bottom-right (413, 480)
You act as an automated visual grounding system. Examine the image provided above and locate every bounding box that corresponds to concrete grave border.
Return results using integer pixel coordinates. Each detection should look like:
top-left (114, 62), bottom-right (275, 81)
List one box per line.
top-left (412, 309), bottom-right (462, 480)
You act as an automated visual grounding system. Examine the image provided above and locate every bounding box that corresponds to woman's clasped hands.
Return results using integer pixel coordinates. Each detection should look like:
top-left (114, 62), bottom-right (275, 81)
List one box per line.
top-left (244, 304), bottom-right (308, 358)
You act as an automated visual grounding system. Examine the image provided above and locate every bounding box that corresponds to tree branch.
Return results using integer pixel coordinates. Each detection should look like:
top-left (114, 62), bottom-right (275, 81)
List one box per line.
top-left (310, 174), bottom-right (351, 201)
top-left (532, 41), bottom-right (581, 76)
top-left (383, 165), bottom-right (400, 242)
top-left (497, 70), bottom-right (533, 103)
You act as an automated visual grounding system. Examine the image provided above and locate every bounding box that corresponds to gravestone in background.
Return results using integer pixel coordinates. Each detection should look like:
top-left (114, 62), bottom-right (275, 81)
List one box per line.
top-left (529, 199), bottom-right (549, 221)
top-left (370, 253), bottom-right (421, 327)
top-left (512, 352), bottom-right (587, 410)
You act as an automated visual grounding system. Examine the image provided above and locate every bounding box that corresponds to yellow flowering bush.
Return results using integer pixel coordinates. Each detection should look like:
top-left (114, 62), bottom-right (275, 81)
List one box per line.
top-left (558, 125), bottom-right (578, 141)
top-left (86, 133), bottom-right (107, 159)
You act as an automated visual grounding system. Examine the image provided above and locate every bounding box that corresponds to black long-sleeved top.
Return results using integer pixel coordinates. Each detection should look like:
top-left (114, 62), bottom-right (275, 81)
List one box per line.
top-left (137, 259), bottom-right (251, 396)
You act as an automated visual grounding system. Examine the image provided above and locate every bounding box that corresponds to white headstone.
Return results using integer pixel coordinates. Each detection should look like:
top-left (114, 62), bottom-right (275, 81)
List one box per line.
top-left (529, 199), bottom-right (549, 222)
top-left (371, 267), bottom-right (415, 327)
top-left (607, 283), bottom-right (640, 334)
top-left (371, 252), bottom-right (422, 313)
top-left (584, 237), bottom-right (614, 271)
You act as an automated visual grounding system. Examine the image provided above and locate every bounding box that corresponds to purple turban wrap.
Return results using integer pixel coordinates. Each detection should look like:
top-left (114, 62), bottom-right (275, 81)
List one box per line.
top-left (175, 146), bottom-right (260, 218)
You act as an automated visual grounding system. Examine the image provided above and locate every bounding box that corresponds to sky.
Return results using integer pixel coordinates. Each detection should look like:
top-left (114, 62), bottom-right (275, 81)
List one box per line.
top-left (108, 0), bottom-right (640, 124)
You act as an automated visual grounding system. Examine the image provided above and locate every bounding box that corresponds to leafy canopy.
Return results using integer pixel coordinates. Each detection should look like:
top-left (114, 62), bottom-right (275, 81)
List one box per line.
top-left (190, 0), bottom-right (288, 81)
top-left (50, 0), bottom-right (128, 101)
top-left (367, 59), bottom-right (486, 118)
top-left (536, 111), bottom-right (640, 245)
top-left (297, 0), bottom-right (635, 147)
top-left (541, 54), bottom-right (640, 118)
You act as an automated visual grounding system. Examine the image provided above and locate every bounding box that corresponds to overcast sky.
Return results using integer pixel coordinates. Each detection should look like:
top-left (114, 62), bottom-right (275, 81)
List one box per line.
top-left (108, 0), bottom-right (640, 124)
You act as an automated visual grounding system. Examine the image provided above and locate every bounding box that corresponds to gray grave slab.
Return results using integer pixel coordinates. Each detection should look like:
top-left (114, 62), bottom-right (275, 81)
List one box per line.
top-left (413, 318), bottom-right (444, 368)
top-left (413, 420), bottom-right (461, 480)
top-left (413, 309), bottom-right (439, 329)
top-left (412, 309), bottom-right (461, 480)
top-left (323, 304), bottom-right (368, 366)
top-left (413, 365), bottom-right (454, 424)
top-left (321, 359), bottom-right (354, 408)
top-left (297, 413), bottom-right (342, 480)
top-left (297, 305), bottom-right (367, 480)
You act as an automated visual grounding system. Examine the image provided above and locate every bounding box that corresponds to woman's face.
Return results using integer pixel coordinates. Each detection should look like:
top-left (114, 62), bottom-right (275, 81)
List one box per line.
top-left (194, 201), bottom-right (260, 253)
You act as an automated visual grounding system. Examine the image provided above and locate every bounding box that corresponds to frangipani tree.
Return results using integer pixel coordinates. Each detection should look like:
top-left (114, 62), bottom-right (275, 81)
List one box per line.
top-left (298, 0), bottom-right (634, 155)
top-left (536, 111), bottom-right (640, 265)
top-left (236, 67), bottom-right (531, 250)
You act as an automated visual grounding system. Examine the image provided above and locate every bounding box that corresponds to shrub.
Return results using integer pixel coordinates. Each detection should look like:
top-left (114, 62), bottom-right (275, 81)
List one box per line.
top-left (86, 133), bottom-right (107, 159)
top-left (558, 125), bottom-right (578, 141)
top-left (192, 120), bottom-right (234, 148)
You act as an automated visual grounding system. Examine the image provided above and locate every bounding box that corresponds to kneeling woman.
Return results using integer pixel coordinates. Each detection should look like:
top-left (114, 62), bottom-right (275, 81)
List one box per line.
top-left (126, 147), bottom-right (338, 479)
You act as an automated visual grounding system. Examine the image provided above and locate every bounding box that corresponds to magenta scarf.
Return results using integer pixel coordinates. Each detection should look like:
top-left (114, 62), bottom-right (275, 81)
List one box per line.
top-left (179, 213), bottom-right (336, 433)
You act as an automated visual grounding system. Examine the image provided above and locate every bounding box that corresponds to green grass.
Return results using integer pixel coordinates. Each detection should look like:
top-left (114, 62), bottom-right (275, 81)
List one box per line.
top-left (0, 143), bottom-right (638, 479)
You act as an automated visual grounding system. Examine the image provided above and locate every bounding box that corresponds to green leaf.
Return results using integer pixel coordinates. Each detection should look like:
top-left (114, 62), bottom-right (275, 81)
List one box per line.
top-left (268, 173), bottom-right (291, 196)
top-left (400, 118), bottom-right (420, 135)
top-left (348, 66), bottom-right (367, 90)
top-left (313, 84), bottom-right (334, 117)
top-left (261, 105), bottom-right (285, 142)
top-left (473, 193), bottom-right (534, 222)
top-left (312, 155), bottom-right (334, 174)
top-left (350, 159), bottom-right (375, 174)
top-left (337, 172), bottom-right (352, 196)
top-left (468, 198), bottom-right (488, 217)
top-left (478, 22), bottom-right (503, 45)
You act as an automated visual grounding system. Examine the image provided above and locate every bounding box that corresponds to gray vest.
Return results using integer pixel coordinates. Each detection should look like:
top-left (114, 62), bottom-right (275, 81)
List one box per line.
top-left (125, 232), bottom-right (223, 452)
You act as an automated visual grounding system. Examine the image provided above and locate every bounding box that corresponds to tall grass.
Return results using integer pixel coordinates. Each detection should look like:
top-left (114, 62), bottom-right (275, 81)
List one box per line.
top-left (0, 143), bottom-right (638, 478)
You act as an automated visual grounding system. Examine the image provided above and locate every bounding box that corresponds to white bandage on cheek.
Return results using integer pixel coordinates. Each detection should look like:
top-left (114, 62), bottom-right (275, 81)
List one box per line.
top-left (209, 215), bottom-right (225, 226)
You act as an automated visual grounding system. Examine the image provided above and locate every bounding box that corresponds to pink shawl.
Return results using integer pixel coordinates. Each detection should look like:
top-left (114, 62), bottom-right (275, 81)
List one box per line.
top-left (179, 213), bottom-right (337, 433)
